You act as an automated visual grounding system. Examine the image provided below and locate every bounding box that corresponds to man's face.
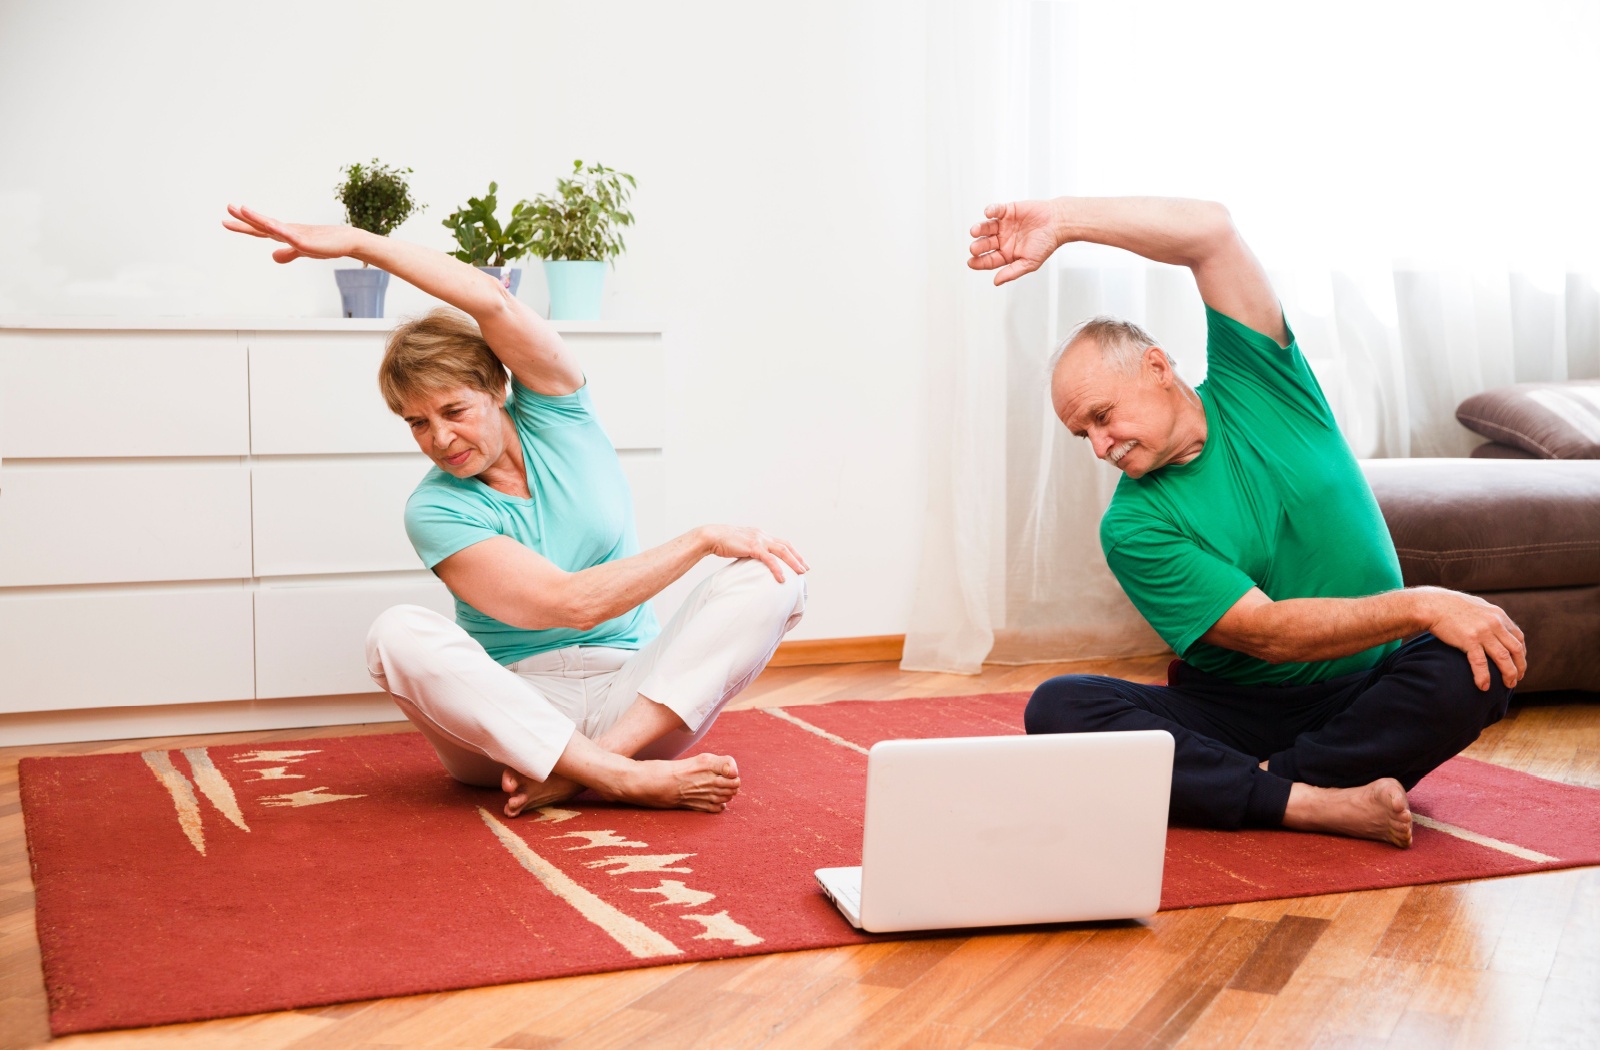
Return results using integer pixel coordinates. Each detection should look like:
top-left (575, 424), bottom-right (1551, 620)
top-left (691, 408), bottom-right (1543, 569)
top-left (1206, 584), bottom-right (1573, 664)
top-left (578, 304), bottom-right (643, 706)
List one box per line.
top-left (398, 384), bottom-right (509, 478)
top-left (1052, 341), bottom-right (1184, 480)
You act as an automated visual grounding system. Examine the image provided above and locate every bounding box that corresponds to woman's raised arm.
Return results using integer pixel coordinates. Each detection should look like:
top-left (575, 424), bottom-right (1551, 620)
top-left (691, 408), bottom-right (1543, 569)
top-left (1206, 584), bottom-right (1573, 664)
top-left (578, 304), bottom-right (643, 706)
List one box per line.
top-left (223, 204), bottom-right (583, 395)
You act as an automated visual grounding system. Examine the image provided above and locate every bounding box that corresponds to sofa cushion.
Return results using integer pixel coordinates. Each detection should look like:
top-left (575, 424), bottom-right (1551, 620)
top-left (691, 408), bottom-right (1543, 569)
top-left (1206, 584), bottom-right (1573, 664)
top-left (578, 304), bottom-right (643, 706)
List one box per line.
top-left (1456, 379), bottom-right (1600, 459)
top-left (1469, 441), bottom-right (1537, 460)
top-left (1361, 459), bottom-right (1600, 592)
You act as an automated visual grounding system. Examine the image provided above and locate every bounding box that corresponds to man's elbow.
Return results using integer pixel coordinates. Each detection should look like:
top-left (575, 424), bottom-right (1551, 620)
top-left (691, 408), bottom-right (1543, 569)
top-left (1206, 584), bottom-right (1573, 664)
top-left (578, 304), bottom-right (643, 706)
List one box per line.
top-left (1205, 621), bottom-right (1291, 664)
top-left (1184, 201), bottom-right (1241, 265)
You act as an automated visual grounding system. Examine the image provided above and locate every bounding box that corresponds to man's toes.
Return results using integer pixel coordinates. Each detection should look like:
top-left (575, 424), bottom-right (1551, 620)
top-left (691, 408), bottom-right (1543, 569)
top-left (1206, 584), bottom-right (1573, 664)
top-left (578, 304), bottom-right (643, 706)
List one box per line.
top-left (502, 768), bottom-right (521, 794)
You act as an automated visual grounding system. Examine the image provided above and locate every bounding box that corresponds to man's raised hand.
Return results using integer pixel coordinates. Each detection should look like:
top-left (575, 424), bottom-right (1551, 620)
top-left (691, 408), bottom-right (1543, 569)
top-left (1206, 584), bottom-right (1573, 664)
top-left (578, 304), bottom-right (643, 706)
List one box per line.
top-left (222, 204), bottom-right (361, 264)
top-left (1417, 587), bottom-right (1527, 691)
top-left (699, 525), bottom-right (808, 583)
top-left (968, 200), bottom-right (1062, 286)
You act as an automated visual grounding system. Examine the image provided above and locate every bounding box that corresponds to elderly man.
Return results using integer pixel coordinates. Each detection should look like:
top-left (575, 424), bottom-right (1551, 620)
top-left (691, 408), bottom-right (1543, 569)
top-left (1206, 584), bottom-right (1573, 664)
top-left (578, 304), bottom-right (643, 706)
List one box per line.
top-left (968, 196), bottom-right (1524, 847)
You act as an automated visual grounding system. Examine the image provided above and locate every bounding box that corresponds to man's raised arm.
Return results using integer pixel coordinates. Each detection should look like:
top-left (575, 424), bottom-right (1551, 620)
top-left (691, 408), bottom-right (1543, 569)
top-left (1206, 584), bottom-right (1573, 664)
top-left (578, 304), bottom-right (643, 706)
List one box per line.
top-left (968, 196), bottom-right (1288, 346)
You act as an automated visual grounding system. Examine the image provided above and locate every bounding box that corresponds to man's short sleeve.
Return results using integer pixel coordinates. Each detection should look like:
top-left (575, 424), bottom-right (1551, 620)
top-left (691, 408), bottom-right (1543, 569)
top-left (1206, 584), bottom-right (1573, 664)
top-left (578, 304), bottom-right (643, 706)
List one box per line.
top-left (1203, 306), bottom-right (1335, 430)
top-left (404, 486), bottom-right (500, 570)
top-left (1104, 526), bottom-right (1257, 657)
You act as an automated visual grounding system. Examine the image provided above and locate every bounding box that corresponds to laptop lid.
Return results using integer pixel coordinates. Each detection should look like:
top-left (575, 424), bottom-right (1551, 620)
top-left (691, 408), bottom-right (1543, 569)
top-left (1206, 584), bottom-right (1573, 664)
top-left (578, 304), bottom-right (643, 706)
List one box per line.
top-left (856, 730), bottom-right (1173, 933)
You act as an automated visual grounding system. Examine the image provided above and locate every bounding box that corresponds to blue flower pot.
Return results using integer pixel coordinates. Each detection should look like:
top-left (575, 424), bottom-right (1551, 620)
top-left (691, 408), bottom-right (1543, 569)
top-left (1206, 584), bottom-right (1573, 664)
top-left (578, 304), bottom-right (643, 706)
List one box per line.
top-left (543, 260), bottom-right (607, 320)
top-left (334, 268), bottom-right (390, 318)
top-left (477, 266), bottom-right (522, 296)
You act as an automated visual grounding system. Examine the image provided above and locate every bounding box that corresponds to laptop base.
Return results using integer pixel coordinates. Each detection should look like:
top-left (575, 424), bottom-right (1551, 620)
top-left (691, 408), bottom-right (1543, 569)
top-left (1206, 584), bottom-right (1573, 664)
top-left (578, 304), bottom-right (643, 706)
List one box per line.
top-left (815, 866), bottom-right (864, 929)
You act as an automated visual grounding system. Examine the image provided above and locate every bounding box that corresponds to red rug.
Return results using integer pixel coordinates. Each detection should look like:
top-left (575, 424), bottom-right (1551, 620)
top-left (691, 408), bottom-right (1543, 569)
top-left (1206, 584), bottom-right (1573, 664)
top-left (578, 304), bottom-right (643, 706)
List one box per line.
top-left (20, 692), bottom-right (1600, 1035)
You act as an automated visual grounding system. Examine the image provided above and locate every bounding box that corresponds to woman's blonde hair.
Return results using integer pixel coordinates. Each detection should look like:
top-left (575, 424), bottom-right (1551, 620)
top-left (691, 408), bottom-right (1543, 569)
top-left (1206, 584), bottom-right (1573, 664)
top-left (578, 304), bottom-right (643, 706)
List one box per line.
top-left (378, 307), bottom-right (508, 414)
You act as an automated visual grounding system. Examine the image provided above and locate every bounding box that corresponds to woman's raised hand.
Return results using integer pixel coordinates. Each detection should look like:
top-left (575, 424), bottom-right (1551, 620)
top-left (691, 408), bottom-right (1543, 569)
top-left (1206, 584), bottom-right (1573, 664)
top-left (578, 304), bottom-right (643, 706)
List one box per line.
top-left (967, 199), bottom-right (1062, 286)
top-left (699, 526), bottom-right (809, 582)
top-left (222, 204), bottom-right (364, 264)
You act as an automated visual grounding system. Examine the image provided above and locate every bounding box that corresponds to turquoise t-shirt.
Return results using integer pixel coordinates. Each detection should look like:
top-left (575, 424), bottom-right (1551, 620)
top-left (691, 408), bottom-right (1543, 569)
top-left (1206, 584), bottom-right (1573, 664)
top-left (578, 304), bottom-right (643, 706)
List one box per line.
top-left (1100, 307), bottom-right (1404, 686)
top-left (403, 379), bottom-right (659, 665)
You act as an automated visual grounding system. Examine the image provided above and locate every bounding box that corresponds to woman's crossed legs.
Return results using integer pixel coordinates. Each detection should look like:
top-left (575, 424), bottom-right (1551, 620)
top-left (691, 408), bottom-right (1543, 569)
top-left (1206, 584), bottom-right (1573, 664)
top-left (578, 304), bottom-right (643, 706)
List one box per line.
top-left (365, 559), bottom-right (805, 816)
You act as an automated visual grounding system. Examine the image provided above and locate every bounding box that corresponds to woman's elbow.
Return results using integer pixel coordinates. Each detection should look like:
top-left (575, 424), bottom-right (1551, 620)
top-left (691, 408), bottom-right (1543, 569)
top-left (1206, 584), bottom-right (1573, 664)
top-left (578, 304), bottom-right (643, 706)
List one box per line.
top-left (550, 593), bottom-right (607, 633)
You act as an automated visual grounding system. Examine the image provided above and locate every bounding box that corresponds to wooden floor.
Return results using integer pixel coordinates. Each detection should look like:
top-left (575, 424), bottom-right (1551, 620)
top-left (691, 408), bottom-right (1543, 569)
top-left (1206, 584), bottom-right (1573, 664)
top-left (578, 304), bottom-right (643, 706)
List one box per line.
top-left (2, 655), bottom-right (1597, 1049)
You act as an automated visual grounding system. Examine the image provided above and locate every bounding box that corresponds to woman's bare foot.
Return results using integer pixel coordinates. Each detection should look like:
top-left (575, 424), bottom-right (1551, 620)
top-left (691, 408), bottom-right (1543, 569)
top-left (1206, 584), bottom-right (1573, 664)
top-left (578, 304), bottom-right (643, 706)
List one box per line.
top-left (599, 753), bottom-right (742, 813)
top-left (501, 768), bottom-right (582, 818)
top-left (1281, 778), bottom-right (1413, 847)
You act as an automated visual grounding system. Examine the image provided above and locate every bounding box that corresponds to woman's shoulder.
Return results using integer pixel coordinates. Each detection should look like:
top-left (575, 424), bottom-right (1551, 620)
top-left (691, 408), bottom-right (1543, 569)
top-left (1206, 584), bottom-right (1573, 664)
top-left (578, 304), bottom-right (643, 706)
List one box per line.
top-left (405, 466), bottom-right (484, 517)
top-left (508, 377), bottom-right (598, 432)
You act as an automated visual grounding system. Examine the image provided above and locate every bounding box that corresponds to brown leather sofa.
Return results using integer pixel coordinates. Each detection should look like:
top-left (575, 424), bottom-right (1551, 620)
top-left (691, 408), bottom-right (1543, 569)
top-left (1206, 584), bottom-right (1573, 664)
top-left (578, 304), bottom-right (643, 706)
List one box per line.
top-left (1361, 459), bottom-right (1600, 694)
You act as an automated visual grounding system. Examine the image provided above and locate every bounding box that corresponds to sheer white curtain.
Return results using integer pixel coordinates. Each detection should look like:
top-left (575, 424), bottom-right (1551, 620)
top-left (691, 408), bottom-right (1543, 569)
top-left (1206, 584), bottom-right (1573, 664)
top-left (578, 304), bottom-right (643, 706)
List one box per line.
top-left (904, 1), bottom-right (1600, 674)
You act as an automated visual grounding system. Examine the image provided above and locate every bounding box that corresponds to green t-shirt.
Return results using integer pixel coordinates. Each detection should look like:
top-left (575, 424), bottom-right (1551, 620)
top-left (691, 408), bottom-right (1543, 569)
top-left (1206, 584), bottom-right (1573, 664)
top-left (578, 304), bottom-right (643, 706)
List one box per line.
top-left (1100, 307), bottom-right (1403, 686)
top-left (403, 380), bottom-right (659, 665)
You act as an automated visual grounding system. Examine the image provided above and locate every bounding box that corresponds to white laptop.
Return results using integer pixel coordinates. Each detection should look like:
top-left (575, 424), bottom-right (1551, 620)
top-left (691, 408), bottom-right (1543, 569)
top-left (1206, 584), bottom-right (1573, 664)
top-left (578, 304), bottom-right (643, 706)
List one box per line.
top-left (815, 731), bottom-right (1173, 933)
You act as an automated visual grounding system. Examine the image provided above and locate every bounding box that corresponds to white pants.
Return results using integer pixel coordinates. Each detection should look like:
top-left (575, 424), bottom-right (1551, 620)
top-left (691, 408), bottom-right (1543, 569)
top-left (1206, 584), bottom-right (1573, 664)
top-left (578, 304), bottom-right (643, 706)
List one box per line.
top-left (364, 559), bottom-right (806, 787)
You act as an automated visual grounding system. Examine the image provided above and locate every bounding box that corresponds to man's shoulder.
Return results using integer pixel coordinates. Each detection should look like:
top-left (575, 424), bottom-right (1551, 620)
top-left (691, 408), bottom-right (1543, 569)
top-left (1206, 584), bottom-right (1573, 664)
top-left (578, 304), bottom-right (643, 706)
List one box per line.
top-left (1099, 478), bottom-right (1168, 551)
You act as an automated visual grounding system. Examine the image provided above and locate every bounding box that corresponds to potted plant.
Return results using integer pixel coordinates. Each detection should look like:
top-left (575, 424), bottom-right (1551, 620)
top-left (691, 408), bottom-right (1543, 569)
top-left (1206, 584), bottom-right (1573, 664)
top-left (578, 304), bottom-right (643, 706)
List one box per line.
top-left (333, 159), bottom-right (423, 318)
top-left (525, 160), bottom-right (636, 320)
top-left (441, 183), bottom-right (538, 296)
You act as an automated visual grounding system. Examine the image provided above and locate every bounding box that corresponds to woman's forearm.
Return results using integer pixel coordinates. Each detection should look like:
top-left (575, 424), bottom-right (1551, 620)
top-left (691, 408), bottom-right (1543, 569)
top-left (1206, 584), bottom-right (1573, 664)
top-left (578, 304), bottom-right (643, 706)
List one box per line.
top-left (545, 529), bottom-right (712, 631)
top-left (347, 230), bottom-right (511, 320)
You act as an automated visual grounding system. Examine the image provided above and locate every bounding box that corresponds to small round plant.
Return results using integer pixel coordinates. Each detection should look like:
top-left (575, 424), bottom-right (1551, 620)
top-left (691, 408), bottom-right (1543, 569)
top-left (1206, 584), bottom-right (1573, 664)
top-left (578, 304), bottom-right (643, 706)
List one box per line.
top-left (336, 159), bottom-right (424, 260)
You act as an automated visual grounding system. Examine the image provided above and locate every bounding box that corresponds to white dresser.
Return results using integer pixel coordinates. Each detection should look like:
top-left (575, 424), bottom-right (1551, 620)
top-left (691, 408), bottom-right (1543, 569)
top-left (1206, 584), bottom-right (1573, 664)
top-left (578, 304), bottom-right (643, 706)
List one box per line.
top-left (0, 318), bottom-right (665, 745)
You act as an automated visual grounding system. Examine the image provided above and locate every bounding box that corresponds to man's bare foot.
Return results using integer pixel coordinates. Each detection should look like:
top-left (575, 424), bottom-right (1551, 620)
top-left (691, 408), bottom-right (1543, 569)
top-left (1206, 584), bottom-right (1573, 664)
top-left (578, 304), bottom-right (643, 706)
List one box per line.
top-left (1281, 778), bottom-right (1413, 848)
top-left (501, 768), bottom-right (582, 818)
top-left (598, 753), bottom-right (741, 813)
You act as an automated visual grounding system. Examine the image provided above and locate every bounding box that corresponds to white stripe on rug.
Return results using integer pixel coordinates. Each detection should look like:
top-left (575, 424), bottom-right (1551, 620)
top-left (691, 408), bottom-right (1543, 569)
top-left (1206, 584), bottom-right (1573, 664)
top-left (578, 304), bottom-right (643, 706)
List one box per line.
top-left (1412, 814), bottom-right (1557, 863)
top-left (478, 808), bottom-right (683, 959)
top-left (762, 707), bottom-right (869, 755)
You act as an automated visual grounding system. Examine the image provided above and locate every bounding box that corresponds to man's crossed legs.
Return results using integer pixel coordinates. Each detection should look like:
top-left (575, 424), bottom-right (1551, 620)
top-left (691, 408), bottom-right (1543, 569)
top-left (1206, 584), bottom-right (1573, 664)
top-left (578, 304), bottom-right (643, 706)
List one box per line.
top-left (365, 558), bottom-right (806, 816)
top-left (1024, 633), bottom-right (1511, 846)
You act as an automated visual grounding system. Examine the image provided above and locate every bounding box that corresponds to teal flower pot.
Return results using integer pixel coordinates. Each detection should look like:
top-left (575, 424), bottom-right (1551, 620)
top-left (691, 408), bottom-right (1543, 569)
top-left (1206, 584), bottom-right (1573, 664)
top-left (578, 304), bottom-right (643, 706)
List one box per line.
top-left (543, 260), bottom-right (607, 320)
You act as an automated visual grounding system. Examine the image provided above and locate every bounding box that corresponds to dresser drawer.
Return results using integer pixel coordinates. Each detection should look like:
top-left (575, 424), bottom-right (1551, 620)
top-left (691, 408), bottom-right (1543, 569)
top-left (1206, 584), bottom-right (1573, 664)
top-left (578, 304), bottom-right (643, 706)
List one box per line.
top-left (0, 463), bottom-right (252, 586)
top-left (251, 456), bottom-right (430, 576)
top-left (0, 588), bottom-right (255, 712)
top-left (254, 577), bottom-right (454, 699)
top-left (0, 331), bottom-right (248, 457)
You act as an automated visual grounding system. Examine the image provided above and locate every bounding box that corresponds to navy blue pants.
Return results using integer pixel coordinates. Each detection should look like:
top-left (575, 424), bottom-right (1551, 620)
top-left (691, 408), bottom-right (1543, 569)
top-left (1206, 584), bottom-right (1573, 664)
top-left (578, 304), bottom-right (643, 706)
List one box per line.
top-left (1023, 634), bottom-right (1511, 830)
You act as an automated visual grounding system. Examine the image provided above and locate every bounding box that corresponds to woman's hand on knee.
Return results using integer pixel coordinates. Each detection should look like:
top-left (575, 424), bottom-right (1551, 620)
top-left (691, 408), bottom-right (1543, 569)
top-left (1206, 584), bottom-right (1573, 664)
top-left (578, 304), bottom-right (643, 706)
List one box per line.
top-left (696, 525), bottom-right (808, 582)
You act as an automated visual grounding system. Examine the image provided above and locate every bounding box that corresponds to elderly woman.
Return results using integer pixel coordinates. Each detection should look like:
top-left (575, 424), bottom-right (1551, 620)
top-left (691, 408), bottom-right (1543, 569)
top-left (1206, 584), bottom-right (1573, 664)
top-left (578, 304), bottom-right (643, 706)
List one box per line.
top-left (224, 205), bottom-right (806, 816)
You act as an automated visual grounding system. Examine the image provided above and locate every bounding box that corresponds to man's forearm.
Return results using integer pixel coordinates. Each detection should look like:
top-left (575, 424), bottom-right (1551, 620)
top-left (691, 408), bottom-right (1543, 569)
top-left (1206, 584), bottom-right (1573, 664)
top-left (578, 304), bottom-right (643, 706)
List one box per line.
top-left (1049, 197), bottom-right (1236, 270)
top-left (1212, 590), bottom-right (1430, 665)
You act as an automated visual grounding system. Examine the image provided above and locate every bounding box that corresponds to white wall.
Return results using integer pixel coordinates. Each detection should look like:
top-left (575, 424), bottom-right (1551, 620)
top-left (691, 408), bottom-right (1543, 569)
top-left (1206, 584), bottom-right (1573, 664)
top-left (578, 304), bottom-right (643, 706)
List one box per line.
top-left (0, 0), bottom-right (932, 640)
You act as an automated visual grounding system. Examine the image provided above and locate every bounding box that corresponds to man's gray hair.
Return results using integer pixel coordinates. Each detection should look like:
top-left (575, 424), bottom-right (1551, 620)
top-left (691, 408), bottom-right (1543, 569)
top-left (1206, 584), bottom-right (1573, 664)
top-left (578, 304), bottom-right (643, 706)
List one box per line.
top-left (1048, 315), bottom-right (1171, 377)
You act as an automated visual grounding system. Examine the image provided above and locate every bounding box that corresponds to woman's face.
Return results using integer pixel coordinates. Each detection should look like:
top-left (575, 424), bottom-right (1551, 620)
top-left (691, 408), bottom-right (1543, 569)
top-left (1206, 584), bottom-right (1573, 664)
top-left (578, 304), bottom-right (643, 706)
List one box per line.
top-left (398, 384), bottom-right (508, 478)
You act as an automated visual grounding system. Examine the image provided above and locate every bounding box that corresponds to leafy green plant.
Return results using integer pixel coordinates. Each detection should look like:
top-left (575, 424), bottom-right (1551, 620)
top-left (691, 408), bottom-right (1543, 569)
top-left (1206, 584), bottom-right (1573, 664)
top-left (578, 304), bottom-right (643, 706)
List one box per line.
top-left (524, 160), bottom-right (637, 262)
top-left (335, 159), bottom-right (423, 238)
top-left (441, 182), bottom-right (539, 267)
